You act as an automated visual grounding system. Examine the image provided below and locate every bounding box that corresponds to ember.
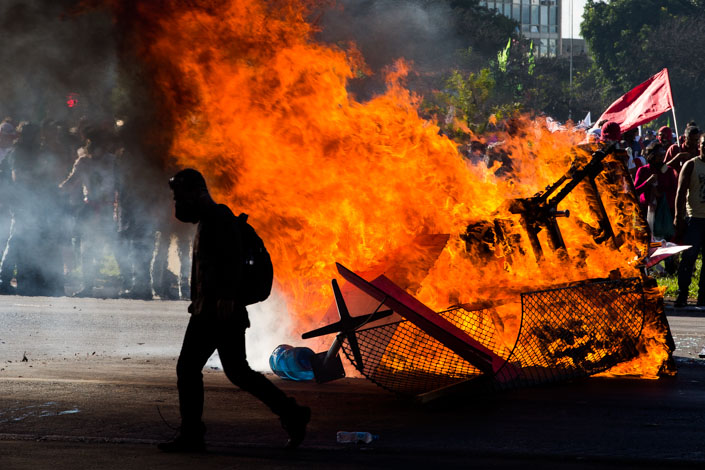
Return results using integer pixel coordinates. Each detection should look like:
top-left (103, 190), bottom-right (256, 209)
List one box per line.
top-left (111, 0), bottom-right (673, 382)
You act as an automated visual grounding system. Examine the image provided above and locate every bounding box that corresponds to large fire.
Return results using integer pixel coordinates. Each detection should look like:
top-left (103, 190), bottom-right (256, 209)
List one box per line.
top-left (106, 0), bottom-right (671, 378)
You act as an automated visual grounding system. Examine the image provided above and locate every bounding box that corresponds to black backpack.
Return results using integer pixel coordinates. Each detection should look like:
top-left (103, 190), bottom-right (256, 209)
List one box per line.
top-left (236, 213), bottom-right (274, 305)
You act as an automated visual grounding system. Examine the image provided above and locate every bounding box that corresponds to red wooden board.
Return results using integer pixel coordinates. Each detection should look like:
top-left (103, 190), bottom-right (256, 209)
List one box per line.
top-left (336, 263), bottom-right (509, 376)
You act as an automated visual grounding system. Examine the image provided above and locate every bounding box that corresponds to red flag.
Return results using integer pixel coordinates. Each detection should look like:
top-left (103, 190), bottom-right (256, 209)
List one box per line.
top-left (595, 68), bottom-right (674, 132)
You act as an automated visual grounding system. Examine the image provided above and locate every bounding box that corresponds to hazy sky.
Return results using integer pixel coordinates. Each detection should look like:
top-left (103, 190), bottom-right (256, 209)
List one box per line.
top-left (562, 0), bottom-right (587, 39)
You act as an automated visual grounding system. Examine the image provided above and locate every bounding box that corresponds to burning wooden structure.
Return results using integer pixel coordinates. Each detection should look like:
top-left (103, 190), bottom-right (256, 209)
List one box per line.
top-left (303, 143), bottom-right (674, 400)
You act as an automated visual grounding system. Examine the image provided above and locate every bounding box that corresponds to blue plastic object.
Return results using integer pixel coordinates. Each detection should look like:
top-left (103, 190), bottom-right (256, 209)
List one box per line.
top-left (269, 344), bottom-right (315, 381)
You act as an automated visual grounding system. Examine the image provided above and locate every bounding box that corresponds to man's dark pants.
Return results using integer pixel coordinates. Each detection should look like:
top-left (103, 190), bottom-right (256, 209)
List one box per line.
top-left (677, 216), bottom-right (705, 301)
top-left (176, 309), bottom-right (293, 431)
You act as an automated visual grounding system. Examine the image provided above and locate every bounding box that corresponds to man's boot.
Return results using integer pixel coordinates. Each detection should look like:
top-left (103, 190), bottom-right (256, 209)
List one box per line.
top-left (697, 294), bottom-right (705, 308)
top-left (158, 422), bottom-right (206, 453)
top-left (280, 403), bottom-right (311, 450)
top-left (675, 291), bottom-right (688, 308)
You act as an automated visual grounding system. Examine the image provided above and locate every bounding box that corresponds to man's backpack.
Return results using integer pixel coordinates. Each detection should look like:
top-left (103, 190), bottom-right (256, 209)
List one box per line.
top-left (236, 213), bottom-right (274, 305)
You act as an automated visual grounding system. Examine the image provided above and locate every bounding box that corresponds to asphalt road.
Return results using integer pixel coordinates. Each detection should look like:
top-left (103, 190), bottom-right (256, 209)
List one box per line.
top-left (1, 296), bottom-right (704, 469)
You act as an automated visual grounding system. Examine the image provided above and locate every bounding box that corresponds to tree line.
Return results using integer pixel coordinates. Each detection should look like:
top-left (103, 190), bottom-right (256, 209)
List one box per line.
top-left (374, 0), bottom-right (705, 138)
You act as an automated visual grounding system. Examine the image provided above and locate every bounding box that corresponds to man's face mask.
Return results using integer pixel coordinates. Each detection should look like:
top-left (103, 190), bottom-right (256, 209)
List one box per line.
top-left (173, 191), bottom-right (201, 224)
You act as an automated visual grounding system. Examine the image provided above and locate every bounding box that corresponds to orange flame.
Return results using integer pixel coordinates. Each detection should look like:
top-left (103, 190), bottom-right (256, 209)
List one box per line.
top-left (116, 0), bottom-right (670, 376)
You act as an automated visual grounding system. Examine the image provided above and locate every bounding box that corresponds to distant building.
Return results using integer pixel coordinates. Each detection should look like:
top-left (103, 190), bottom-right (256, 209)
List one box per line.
top-left (479, 0), bottom-right (561, 57)
top-left (559, 38), bottom-right (588, 57)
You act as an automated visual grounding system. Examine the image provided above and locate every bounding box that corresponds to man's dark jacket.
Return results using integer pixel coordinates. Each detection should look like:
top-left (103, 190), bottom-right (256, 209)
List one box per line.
top-left (189, 203), bottom-right (248, 325)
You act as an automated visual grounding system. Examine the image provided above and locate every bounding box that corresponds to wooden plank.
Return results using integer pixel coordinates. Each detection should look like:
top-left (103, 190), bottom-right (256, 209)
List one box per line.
top-left (336, 262), bottom-right (509, 376)
top-left (318, 234), bottom-right (449, 328)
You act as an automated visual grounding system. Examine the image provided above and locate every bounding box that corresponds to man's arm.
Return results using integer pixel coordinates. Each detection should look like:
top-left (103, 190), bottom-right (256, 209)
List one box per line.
top-left (203, 206), bottom-right (244, 301)
top-left (633, 167), bottom-right (656, 194)
top-left (59, 152), bottom-right (85, 190)
top-left (213, 208), bottom-right (248, 323)
top-left (674, 159), bottom-right (694, 232)
top-left (664, 144), bottom-right (679, 168)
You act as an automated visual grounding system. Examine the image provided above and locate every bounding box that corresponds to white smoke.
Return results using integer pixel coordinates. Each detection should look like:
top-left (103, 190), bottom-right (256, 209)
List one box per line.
top-left (205, 287), bottom-right (299, 372)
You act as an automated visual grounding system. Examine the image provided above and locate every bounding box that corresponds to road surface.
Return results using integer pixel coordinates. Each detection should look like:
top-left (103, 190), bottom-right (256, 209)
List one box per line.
top-left (1, 296), bottom-right (704, 469)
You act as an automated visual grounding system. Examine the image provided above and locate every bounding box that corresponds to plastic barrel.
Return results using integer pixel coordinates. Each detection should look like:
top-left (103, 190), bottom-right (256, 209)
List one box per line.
top-left (269, 344), bottom-right (293, 379)
top-left (269, 344), bottom-right (315, 381)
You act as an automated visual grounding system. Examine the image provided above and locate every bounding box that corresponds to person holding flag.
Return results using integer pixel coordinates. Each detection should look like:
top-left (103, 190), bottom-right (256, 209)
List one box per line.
top-left (658, 126), bottom-right (674, 147)
top-left (593, 68), bottom-right (676, 148)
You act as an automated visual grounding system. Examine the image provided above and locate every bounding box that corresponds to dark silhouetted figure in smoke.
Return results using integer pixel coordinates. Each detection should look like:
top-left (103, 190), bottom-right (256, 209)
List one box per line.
top-left (61, 121), bottom-right (91, 289)
top-left (113, 123), bottom-right (158, 300)
top-left (4, 122), bottom-right (64, 296)
top-left (42, 119), bottom-right (83, 285)
top-left (159, 169), bottom-right (310, 453)
top-left (60, 126), bottom-right (119, 297)
top-left (0, 119), bottom-right (17, 294)
top-left (152, 214), bottom-right (192, 300)
top-left (40, 119), bottom-right (81, 294)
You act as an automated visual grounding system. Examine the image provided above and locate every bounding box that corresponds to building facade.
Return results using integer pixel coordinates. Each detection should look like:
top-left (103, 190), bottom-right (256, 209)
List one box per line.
top-left (478, 0), bottom-right (561, 57)
top-left (559, 37), bottom-right (587, 57)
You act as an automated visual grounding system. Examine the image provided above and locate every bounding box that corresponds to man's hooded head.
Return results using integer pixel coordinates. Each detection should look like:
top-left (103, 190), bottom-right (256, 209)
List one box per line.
top-left (600, 121), bottom-right (621, 142)
top-left (169, 168), bottom-right (210, 224)
top-left (658, 126), bottom-right (673, 146)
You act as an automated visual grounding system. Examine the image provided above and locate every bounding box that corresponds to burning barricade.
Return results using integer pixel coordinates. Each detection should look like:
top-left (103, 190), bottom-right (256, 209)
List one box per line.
top-left (302, 142), bottom-right (674, 400)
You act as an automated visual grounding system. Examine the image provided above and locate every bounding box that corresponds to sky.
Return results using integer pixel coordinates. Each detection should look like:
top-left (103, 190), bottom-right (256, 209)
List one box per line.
top-left (561, 0), bottom-right (587, 39)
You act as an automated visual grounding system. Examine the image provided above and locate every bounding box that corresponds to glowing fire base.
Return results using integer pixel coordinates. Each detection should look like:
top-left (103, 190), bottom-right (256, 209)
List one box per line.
top-left (336, 275), bottom-right (645, 399)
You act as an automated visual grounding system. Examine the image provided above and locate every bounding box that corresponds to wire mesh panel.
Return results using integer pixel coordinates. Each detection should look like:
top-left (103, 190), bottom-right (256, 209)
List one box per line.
top-left (341, 277), bottom-right (645, 397)
top-left (341, 307), bottom-right (512, 396)
top-left (499, 277), bottom-right (645, 390)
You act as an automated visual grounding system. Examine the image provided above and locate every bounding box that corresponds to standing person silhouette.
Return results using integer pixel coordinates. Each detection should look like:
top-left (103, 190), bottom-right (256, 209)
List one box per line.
top-left (159, 169), bottom-right (310, 452)
top-left (674, 136), bottom-right (705, 308)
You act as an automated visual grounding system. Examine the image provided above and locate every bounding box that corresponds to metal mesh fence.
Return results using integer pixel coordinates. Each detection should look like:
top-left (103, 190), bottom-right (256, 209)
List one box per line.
top-left (340, 307), bottom-right (510, 396)
top-left (341, 277), bottom-right (645, 397)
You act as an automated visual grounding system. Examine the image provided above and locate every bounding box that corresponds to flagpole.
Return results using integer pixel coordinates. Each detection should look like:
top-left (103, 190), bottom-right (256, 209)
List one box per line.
top-left (663, 67), bottom-right (679, 137)
top-left (569, 0), bottom-right (573, 121)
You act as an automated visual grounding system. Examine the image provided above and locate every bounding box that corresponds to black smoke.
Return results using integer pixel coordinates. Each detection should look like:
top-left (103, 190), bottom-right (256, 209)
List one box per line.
top-left (0, 0), bottom-right (186, 299)
top-left (0, 0), bottom-right (117, 121)
top-left (315, 0), bottom-right (516, 100)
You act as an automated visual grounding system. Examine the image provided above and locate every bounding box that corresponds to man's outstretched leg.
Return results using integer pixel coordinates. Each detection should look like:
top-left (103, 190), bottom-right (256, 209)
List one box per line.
top-left (217, 316), bottom-right (310, 449)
